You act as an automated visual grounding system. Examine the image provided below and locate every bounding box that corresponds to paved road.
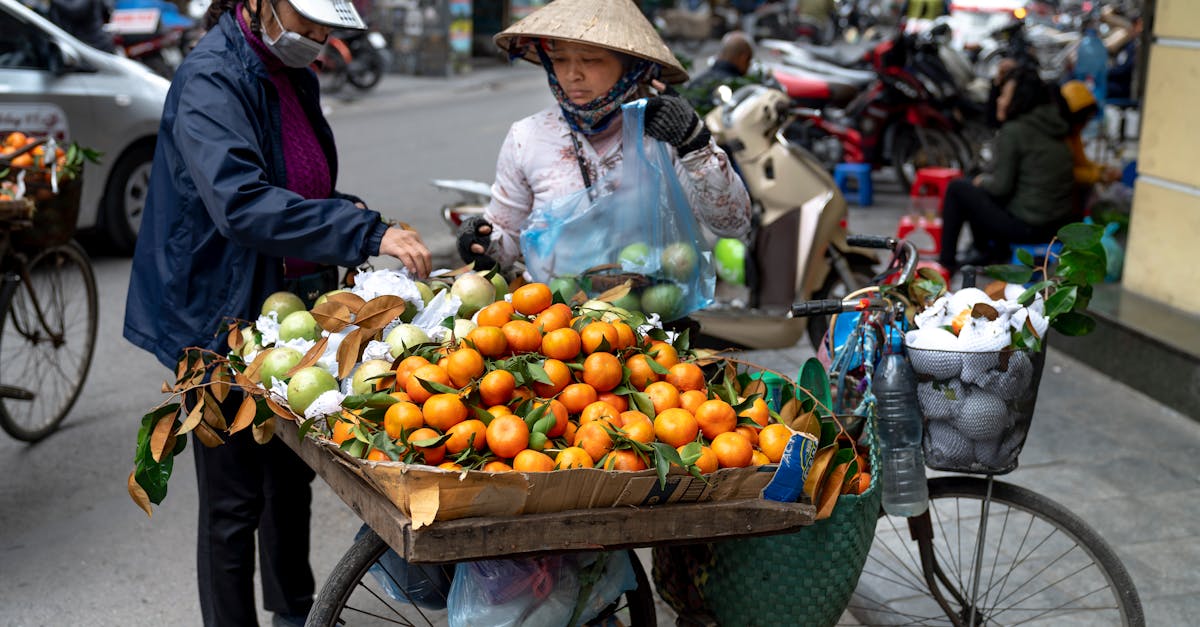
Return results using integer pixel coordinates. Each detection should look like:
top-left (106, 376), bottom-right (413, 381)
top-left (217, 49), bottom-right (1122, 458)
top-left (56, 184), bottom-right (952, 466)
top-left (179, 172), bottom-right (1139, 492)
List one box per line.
top-left (1, 63), bottom-right (1195, 627)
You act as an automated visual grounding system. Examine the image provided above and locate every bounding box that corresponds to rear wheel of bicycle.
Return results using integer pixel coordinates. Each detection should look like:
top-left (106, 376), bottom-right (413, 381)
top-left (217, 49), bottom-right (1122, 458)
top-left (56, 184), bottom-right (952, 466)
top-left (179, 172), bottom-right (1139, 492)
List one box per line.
top-left (308, 527), bottom-right (656, 626)
top-left (850, 476), bottom-right (1144, 626)
top-left (0, 241), bottom-right (98, 442)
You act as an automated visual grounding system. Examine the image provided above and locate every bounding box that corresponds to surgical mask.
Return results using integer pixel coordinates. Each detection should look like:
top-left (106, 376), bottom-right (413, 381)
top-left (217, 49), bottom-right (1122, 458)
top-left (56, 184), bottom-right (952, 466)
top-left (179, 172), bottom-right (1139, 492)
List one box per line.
top-left (263, 4), bottom-right (325, 68)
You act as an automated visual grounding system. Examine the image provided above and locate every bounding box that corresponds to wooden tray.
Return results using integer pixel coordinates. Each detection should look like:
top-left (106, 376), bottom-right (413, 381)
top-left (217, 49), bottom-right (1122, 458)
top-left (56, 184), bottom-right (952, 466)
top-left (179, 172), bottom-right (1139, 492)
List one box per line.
top-left (275, 418), bottom-right (815, 564)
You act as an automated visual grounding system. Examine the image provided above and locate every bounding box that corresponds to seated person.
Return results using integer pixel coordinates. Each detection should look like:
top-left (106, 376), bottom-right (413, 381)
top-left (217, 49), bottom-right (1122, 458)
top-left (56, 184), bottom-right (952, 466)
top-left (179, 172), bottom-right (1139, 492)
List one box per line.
top-left (939, 67), bottom-right (1075, 271)
top-left (1059, 80), bottom-right (1121, 186)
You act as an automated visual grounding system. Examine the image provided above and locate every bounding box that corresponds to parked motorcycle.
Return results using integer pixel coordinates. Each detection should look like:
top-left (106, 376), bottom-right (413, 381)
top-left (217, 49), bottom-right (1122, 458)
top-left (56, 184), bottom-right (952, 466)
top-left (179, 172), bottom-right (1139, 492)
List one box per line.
top-left (316, 29), bottom-right (391, 92)
top-left (107, 0), bottom-right (196, 79)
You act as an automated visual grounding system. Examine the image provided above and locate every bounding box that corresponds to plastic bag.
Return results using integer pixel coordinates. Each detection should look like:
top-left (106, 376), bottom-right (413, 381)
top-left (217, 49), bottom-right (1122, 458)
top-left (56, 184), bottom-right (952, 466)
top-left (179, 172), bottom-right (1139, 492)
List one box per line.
top-left (520, 100), bottom-right (715, 321)
top-left (447, 551), bottom-right (636, 627)
top-left (355, 524), bottom-right (452, 611)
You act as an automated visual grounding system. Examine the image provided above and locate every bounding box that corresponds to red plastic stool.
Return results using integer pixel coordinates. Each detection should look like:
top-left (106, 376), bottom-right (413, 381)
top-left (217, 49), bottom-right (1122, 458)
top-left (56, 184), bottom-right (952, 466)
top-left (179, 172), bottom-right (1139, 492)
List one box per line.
top-left (896, 213), bottom-right (943, 258)
top-left (909, 167), bottom-right (963, 212)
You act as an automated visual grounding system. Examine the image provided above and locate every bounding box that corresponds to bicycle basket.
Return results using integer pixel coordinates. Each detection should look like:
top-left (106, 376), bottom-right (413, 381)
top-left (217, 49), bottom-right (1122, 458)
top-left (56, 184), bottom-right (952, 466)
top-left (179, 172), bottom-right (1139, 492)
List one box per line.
top-left (907, 345), bottom-right (1047, 475)
top-left (11, 173), bottom-right (82, 252)
top-left (696, 417), bottom-right (882, 627)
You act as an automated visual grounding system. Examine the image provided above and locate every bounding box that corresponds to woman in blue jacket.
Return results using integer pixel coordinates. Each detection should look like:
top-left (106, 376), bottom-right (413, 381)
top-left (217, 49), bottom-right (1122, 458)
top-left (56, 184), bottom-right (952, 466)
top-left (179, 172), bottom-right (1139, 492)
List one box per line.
top-left (123, 0), bottom-right (430, 623)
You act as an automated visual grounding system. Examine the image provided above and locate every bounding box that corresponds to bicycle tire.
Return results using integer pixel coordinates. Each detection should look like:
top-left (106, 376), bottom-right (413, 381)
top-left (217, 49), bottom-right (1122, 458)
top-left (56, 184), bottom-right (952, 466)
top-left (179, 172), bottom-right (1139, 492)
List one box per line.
top-left (0, 241), bottom-right (97, 442)
top-left (848, 476), bottom-right (1144, 626)
top-left (307, 527), bottom-right (657, 627)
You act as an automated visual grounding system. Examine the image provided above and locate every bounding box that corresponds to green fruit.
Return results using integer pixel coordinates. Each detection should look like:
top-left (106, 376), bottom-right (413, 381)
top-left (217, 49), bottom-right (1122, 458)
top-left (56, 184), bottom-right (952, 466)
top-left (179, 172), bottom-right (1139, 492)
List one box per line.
top-left (261, 291), bottom-right (305, 321)
top-left (640, 283), bottom-right (685, 320)
top-left (661, 242), bottom-right (699, 281)
top-left (351, 359), bottom-right (393, 395)
top-left (238, 327), bottom-right (263, 358)
top-left (548, 276), bottom-right (580, 302)
top-left (385, 323), bottom-right (432, 357)
top-left (610, 290), bottom-right (641, 312)
top-left (618, 242), bottom-right (652, 270)
top-left (278, 311), bottom-right (321, 342)
top-left (713, 238), bottom-right (746, 285)
top-left (450, 272), bottom-right (496, 318)
top-left (488, 272), bottom-right (508, 301)
top-left (286, 366), bottom-right (339, 415)
top-left (260, 347), bottom-right (303, 387)
top-left (313, 289), bottom-right (348, 307)
top-left (452, 318), bottom-right (477, 341)
top-left (415, 281), bottom-right (436, 305)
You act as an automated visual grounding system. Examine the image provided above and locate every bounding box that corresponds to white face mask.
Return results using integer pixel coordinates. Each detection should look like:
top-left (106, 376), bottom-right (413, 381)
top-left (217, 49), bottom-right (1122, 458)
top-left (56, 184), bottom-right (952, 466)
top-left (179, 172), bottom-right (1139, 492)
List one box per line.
top-left (263, 3), bottom-right (325, 68)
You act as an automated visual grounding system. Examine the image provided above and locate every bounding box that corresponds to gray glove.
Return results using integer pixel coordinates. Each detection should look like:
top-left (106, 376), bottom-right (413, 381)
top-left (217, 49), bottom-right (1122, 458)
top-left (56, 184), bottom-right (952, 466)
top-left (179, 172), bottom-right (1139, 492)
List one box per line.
top-left (455, 216), bottom-right (497, 270)
top-left (644, 93), bottom-right (712, 156)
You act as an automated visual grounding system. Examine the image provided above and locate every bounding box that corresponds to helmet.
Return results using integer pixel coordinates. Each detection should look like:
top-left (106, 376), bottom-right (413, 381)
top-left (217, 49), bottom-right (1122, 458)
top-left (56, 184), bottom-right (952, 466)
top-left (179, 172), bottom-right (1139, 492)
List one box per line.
top-left (494, 0), bottom-right (689, 84)
top-left (283, 0), bottom-right (365, 30)
top-left (1060, 80), bottom-right (1097, 114)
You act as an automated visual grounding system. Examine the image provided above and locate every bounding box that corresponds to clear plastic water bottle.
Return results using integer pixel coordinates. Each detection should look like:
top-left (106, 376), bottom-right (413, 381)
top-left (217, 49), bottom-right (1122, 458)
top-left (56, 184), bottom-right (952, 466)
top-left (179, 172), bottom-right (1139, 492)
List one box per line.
top-left (873, 352), bottom-right (929, 517)
top-left (1074, 26), bottom-right (1109, 136)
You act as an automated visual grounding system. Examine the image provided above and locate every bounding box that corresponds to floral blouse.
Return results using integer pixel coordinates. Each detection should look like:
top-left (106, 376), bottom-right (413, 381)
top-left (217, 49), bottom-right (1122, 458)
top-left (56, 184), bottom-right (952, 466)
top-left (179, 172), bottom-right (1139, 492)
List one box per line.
top-left (483, 107), bottom-right (752, 270)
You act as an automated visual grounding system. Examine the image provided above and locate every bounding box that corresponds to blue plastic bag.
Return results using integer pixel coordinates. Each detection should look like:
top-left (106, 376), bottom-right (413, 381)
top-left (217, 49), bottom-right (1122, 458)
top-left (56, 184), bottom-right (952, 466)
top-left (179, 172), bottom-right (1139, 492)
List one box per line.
top-left (520, 100), bottom-right (715, 321)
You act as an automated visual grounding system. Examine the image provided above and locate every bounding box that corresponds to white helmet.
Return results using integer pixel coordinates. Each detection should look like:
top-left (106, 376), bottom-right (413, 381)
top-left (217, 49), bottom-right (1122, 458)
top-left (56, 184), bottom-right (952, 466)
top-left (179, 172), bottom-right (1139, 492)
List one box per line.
top-left (283, 0), bottom-right (365, 30)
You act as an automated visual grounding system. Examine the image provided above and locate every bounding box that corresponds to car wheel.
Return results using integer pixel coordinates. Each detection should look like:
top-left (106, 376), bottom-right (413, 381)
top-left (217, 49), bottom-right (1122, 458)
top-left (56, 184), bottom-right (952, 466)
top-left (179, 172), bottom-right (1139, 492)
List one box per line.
top-left (101, 141), bottom-right (154, 254)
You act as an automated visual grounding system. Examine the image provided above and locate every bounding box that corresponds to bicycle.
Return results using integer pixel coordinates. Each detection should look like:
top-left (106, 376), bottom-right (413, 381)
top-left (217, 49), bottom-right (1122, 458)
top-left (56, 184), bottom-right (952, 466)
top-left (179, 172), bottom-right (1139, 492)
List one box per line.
top-left (790, 234), bottom-right (1143, 626)
top-left (0, 182), bottom-right (98, 443)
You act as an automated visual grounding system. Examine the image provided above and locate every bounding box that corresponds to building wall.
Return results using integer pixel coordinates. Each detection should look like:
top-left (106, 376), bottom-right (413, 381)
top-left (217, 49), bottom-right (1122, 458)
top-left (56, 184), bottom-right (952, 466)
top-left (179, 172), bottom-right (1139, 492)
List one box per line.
top-left (1125, 0), bottom-right (1200, 311)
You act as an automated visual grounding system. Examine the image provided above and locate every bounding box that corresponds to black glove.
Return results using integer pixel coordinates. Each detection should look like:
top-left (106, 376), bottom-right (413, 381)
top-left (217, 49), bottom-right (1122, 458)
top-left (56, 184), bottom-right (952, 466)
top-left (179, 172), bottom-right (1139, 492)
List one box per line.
top-left (456, 216), bottom-right (497, 270)
top-left (644, 93), bottom-right (712, 157)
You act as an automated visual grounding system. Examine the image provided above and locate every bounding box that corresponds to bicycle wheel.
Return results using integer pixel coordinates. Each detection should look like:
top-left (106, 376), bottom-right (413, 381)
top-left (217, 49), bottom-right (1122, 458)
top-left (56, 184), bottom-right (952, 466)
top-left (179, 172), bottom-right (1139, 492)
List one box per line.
top-left (308, 527), bottom-right (657, 626)
top-left (0, 241), bottom-right (98, 442)
top-left (849, 476), bottom-right (1143, 626)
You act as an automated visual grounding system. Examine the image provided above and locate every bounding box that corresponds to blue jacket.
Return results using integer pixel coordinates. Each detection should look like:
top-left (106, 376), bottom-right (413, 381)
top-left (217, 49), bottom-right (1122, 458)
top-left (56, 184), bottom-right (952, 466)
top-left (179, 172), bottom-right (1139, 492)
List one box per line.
top-left (124, 11), bottom-right (389, 368)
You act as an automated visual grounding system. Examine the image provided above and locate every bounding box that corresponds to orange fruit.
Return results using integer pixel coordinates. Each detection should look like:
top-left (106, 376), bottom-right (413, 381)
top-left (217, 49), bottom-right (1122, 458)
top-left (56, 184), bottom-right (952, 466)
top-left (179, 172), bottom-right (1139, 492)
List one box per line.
top-left (555, 446), bottom-right (593, 469)
top-left (513, 449), bottom-right (556, 472)
top-left (438, 461), bottom-right (464, 471)
top-left (735, 425), bottom-right (760, 448)
top-left (483, 460), bottom-right (513, 472)
top-left (574, 421), bottom-right (614, 462)
top-left (579, 400), bottom-right (622, 427)
top-left (394, 355), bottom-right (430, 391)
top-left (467, 326), bottom-right (507, 358)
top-left (509, 386), bottom-right (535, 407)
top-left (758, 424), bottom-right (793, 463)
top-left (618, 414), bottom-right (654, 444)
top-left (512, 282), bottom-right (553, 315)
top-left (611, 322), bottom-right (636, 350)
top-left (665, 362), bottom-right (706, 392)
top-left (387, 391), bottom-right (411, 402)
top-left (476, 300), bottom-right (516, 328)
top-left (559, 383), bottom-right (599, 415)
top-left (533, 358), bottom-right (572, 398)
top-left (366, 448), bottom-right (391, 462)
top-left (694, 399), bottom-right (737, 440)
top-left (540, 327), bottom-right (582, 361)
top-left (625, 354), bottom-right (661, 391)
top-left (602, 449), bottom-right (647, 471)
top-left (739, 397), bottom-right (771, 428)
top-left (580, 321), bottom-right (619, 354)
top-left (485, 414), bottom-right (530, 459)
top-left (597, 391), bottom-right (628, 413)
top-left (502, 320), bottom-right (543, 354)
top-left (383, 400), bottom-right (424, 438)
top-left (532, 303), bottom-right (572, 334)
top-left (487, 404), bottom-right (514, 419)
top-left (539, 399), bottom-right (569, 437)
top-left (711, 431), bottom-right (753, 468)
top-left (644, 381), bottom-right (681, 415)
top-left (422, 393), bottom-right (468, 432)
top-left (445, 347), bottom-right (485, 388)
top-left (654, 407), bottom-right (699, 448)
top-left (687, 445), bottom-right (719, 474)
top-left (751, 450), bottom-right (771, 466)
top-left (405, 363), bottom-right (451, 404)
top-left (478, 369), bottom-right (516, 407)
top-left (648, 341), bottom-right (679, 370)
top-left (444, 419), bottom-right (488, 454)
top-left (679, 389), bottom-right (708, 414)
top-left (562, 421), bottom-right (579, 447)
top-left (331, 419), bottom-right (356, 445)
top-left (407, 427), bottom-right (446, 465)
top-left (582, 352), bottom-right (622, 392)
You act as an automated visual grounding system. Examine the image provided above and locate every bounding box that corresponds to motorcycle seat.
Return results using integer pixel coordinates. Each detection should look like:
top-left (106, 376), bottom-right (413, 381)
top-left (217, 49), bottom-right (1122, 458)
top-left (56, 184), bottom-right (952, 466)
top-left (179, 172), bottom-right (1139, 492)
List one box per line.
top-left (800, 40), bottom-right (877, 68)
top-left (772, 69), bottom-right (862, 108)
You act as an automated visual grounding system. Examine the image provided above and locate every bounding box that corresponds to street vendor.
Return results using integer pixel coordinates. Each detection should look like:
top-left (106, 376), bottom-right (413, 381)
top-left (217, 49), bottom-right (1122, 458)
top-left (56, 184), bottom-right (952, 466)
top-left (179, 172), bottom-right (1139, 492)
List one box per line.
top-left (122, 0), bottom-right (431, 624)
top-left (455, 0), bottom-right (751, 275)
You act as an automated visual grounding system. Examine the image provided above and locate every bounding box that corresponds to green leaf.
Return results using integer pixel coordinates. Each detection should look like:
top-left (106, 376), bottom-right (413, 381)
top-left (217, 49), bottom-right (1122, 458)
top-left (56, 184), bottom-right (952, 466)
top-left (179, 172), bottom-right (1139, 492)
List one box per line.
top-left (1017, 281), bottom-right (1053, 305)
top-left (533, 414), bottom-right (556, 435)
top-left (471, 405), bottom-right (495, 425)
top-left (1015, 246), bottom-right (1036, 266)
top-left (984, 263), bottom-right (1034, 285)
top-left (678, 441), bottom-right (702, 466)
top-left (1051, 311), bottom-right (1097, 336)
top-left (342, 392), bottom-right (400, 410)
top-left (523, 402), bottom-right (549, 430)
top-left (672, 328), bottom-right (691, 353)
top-left (1044, 285), bottom-right (1078, 320)
top-left (799, 358), bottom-right (832, 417)
top-left (527, 361), bottom-right (553, 386)
top-left (417, 377), bottom-right (460, 395)
top-left (651, 446), bottom-right (670, 488)
top-left (643, 355), bottom-right (670, 375)
top-left (298, 416), bottom-right (318, 439)
top-left (630, 391), bottom-right (655, 417)
top-left (819, 419), bottom-right (838, 448)
top-left (1057, 222), bottom-right (1103, 249)
top-left (1058, 249), bottom-right (1106, 286)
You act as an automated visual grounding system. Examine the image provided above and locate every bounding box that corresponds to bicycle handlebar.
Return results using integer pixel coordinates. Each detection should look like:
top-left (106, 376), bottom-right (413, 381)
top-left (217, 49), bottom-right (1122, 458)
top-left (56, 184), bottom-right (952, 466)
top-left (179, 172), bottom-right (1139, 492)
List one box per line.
top-left (846, 234), bottom-right (895, 249)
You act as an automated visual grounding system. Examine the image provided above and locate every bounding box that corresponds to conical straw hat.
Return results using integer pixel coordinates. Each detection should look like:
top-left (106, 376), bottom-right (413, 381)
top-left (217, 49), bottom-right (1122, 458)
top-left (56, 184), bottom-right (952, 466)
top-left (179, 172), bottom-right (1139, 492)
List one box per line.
top-left (495, 0), bottom-right (689, 84)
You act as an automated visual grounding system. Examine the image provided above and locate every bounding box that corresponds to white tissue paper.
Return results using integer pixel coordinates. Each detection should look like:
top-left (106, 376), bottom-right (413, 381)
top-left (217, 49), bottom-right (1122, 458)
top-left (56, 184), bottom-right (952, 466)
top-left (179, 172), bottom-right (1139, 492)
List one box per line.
top-left (256, 312), bottom-right (282, 348)
top-left (362, 340), bottom-right (394, 363)
top-left (305, 389), bottom-right (347, 420)
top-left (351, 268), bottom-right (425, 308)
top-left (957, 316), bottom-right (1011, 383)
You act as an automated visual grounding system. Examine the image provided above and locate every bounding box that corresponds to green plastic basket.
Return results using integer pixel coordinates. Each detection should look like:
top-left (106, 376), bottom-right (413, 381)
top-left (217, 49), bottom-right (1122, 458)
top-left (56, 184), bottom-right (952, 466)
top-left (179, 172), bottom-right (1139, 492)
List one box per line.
top-left (700, 417), bottom-right (881, 627)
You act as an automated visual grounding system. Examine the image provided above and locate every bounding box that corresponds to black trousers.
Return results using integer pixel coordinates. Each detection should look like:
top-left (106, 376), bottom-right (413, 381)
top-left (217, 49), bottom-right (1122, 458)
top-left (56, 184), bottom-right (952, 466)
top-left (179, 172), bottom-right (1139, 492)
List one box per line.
top-left (938, 179), bottom-right (1059, 270)
top-left (193, 391), bottom-right (316, 626)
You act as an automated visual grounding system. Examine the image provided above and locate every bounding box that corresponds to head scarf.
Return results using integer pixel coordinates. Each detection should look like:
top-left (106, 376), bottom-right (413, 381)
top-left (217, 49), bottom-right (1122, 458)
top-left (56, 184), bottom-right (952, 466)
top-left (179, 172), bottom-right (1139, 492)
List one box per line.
top-left (531, 40), bottom-right (659, 136)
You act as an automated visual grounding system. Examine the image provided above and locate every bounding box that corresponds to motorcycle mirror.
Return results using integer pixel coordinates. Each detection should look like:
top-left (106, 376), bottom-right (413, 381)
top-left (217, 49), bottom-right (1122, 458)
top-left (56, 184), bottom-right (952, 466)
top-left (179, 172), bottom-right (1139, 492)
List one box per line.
top-left (715, 84), bottom-right (734, 106)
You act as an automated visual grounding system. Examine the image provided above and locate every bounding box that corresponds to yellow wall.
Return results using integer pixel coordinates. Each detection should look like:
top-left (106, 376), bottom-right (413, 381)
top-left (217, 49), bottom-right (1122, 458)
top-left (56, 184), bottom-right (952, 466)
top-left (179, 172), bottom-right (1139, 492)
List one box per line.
top-left (1125, 2), bottom-right (1200, 311)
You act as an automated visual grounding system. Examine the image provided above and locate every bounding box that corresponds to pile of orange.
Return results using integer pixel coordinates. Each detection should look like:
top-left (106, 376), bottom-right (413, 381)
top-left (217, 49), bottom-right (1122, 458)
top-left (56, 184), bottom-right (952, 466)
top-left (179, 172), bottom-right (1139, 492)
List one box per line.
top-left (324, 281), bottom-right (802, 475)
top-left (1, 132), bottom-right (67, 172)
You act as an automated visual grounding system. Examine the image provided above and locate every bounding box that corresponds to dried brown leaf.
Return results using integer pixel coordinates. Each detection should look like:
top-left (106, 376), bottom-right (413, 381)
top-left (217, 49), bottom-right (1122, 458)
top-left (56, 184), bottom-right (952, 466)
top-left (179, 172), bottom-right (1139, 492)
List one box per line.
top-left (243, 349), bottom-right (269, 385)
top-left (337, 328), bottom-right (366, 380)
top-left (193, 422), bottom-right (225, 447)
top-left (596, 281), bottom-right (632, 303)
top-left (793, 410), bottom-right (822, 441)
top-left (227, 323), bottom-right (244, 352)
top-left (724, 362), bottom-right (739, 394)
top-left (229, 396), bottom-right (257, 435)
top-left (972, 302), bottom-right (1000, 321)
top-left (289, 336), bottom-right (329, 377)
top-left (816, 461), bottom-right (852, 520)
top-left (178, 398), bottom-right (204, 435)
top-left (327, 291), bottom-right (366, 312)
top-left (174, 358), bottom-right (188, 385)
top-left (211, 367), bottom-right (231, 403)
top-left (266, 395), bottom-right (297, 421)
top-left (252, 418), bottom-right (276, 444)
top-left (150, 413), bottom-right (177, 462)
top-left (803, 446), bottom-right (836, 500)
top-left (160, 380), bottom-right (172, 394)
top-left (354, 295), bottom-right (408, 332)
top-left (779, 397), bottom-right (801, 426)
top-left (202, 392), bottom-right (227, 431)
top-left (128, 470), bottom-right (153, 518)
top-left (743, 378), bottom-right (766, 398)
top-left (311, 301), bottom-right (353, 333)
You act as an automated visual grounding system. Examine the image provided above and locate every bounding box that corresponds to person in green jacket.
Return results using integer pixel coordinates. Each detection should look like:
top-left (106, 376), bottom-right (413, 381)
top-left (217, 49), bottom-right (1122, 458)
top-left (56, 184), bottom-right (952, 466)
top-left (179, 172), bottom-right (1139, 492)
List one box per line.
top-left (938, 66), bottom-right (1075, 272)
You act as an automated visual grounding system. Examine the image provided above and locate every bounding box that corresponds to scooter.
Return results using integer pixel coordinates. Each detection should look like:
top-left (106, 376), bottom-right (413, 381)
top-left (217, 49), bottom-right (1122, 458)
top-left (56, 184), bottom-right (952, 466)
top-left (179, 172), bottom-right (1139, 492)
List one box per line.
top-left (315, 29), bottom-right (391, 93)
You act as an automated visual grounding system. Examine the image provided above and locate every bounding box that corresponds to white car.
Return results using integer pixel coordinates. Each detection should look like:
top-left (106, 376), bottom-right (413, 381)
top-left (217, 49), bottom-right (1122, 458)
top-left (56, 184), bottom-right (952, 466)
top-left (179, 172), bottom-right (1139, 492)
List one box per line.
top-left (0, 0), bottom-right (168, 252)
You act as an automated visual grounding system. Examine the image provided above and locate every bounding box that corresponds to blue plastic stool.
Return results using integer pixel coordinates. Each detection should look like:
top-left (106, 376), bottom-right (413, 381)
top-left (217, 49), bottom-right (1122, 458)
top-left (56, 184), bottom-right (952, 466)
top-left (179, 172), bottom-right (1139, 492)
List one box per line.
top-left (1121, 160), bottom-right (1138, 188)
top-left (833, 162), bottom-right (873, 206)
top-left (1010, 241), bottom-right (1064, 285)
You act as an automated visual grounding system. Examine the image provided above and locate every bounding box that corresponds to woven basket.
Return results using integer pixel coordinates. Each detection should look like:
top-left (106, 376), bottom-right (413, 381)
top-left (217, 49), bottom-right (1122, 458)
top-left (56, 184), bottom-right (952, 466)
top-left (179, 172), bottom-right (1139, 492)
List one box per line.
top-left (580, 264), bottom-right (652, 293)
top-left (11, 173), bottom-right (82, 252)
top-left (0, 198), bottom-right (35, 223)
top-left (908, 346), bottom-right (1046, 475)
